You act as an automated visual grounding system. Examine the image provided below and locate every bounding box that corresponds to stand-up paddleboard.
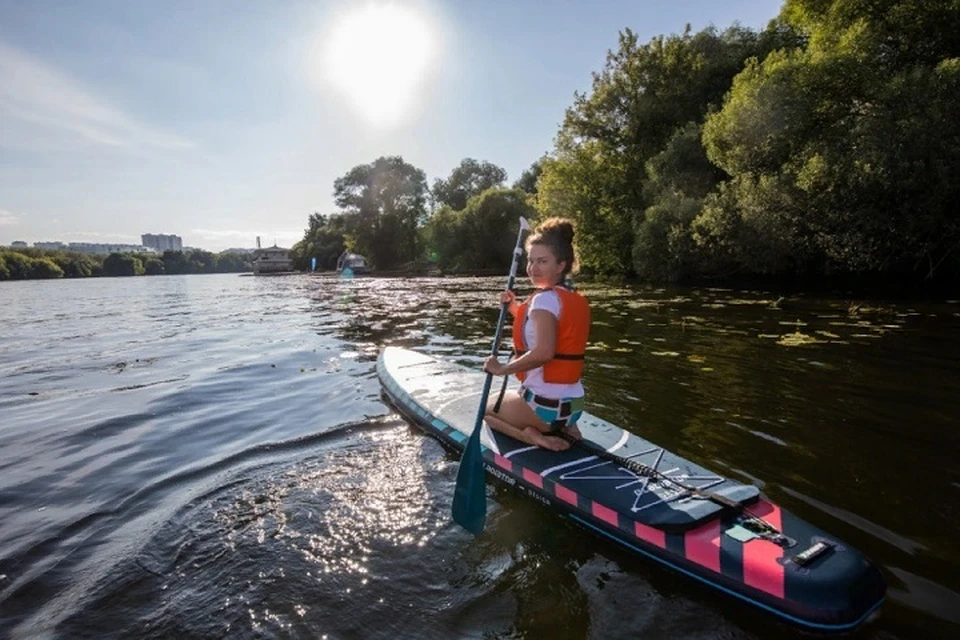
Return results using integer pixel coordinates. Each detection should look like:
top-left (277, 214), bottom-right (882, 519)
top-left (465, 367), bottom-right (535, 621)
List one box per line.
top-left (377, 347), bottom-right (886, 632)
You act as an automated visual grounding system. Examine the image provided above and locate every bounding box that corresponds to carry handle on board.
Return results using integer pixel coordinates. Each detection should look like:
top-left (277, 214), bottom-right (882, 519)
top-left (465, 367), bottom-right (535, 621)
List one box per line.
top-left (452, 216), bottom-right (530, 534)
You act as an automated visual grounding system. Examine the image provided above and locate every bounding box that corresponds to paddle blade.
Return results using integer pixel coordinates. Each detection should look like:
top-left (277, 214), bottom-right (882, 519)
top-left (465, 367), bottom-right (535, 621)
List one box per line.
top-left (452, 426), bottom-right (487, 535)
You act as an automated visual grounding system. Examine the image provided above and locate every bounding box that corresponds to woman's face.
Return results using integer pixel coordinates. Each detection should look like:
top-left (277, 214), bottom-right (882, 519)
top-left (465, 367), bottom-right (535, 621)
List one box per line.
top-left (526, 243), bottom-right (566, 288)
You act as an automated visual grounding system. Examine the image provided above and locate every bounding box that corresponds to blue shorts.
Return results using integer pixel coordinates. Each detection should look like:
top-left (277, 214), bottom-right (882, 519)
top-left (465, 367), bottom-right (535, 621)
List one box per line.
top-left (520, 387), bottom-right (585, 431)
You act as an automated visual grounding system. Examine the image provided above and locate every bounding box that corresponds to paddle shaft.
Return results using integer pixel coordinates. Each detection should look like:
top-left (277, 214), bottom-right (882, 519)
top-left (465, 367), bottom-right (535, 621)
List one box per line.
top-left (452, 220), bottom-right (529, 534)
top-left (492, 348), bottom-right (514, 413)
top-left (472, 230), bottom-right (527, 426)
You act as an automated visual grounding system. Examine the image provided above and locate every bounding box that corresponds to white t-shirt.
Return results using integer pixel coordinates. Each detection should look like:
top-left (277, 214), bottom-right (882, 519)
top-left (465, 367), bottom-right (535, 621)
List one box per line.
top-left (517, 289), bottom-right (584, 398)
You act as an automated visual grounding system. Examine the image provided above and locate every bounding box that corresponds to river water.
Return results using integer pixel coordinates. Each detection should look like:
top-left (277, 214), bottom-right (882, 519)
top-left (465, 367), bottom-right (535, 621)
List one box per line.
top-left (1, 273), bottom-right (957, 639)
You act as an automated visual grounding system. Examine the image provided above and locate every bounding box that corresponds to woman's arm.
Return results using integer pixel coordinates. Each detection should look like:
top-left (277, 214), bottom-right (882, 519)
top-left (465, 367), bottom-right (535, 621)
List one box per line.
top-left (484, 309), bottom-right (555, 376)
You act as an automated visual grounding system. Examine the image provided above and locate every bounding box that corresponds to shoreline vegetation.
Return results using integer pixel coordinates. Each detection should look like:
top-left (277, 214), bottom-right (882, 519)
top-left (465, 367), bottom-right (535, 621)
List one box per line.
top-left (7, 2), bottom-right (959, 297)
top-left (0, 248), bottom-right (252, 280)
top-left (2, 245), bottom-right (955, 300)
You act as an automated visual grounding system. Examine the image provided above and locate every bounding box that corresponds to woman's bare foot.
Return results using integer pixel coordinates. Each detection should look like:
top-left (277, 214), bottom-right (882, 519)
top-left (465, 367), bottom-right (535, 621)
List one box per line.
top-left (524, 428), bottom-right (572, 451)
top-left (562, 424), bottom-right (582, 441)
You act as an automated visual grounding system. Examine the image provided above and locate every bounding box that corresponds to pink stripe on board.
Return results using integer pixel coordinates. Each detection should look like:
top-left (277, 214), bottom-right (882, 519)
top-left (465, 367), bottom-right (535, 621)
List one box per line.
top-left (592, 502), bottom-right (619, 528)
top-left (555, 484), bottom-right (579, 506)
top-left (685, 520), bottom-right (721, 573)
top-left (743, 499), bottom-right (785, 598)
top-left (522, 468), bottom-right (543, 488)
top-left (494, 454), bottom-right (511, 470)
top-left (634, 521), bottom-right (666, 548)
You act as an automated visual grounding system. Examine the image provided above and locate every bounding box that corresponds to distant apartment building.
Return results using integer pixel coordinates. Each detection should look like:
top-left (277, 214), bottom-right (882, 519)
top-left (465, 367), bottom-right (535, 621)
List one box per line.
top-left (141, 233), bottom-right (183, 252)
top-left (67, 242), bottom-right (157, 255)
top-left (34, 241), bottom-right (65, 250)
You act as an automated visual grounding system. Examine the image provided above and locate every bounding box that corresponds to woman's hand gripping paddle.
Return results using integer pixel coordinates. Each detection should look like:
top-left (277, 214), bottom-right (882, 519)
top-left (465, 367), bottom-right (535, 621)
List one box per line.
top-left (452, 216), bottom-right (530, 534)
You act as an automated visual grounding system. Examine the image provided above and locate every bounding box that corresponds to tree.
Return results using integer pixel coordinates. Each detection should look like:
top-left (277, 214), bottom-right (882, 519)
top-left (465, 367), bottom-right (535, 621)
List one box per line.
top-left (513, 157), bottom-right (546, 195)
top-left (700, 0), bottom-right (960, 279)
top-left (333, 156), bottom-right (428, 270)
top-left (144, 258), bottom-right (165, 275)
top-left (215, 252), bottom-right (252, 273)
top-left (539, 23), bottom-right (795, 277)
top-left (0, 251), bottom-right (39, 279)
top-left (425, 188), bottom-right (537, 273)
top-left (0, 252), bottom-right (63, 279)
top-left (162, 250), bottom-right (189, 274)
top-left (54, 252), bottom-right (100, 277)
top-left (187, 250), bottom-right (217, 274)
top-left (537, 146), bottom-right (634, 276)
top-left (634, 123), bottom-right (724, 281)
top-left (290, 213), bottom-right (350, 270)
top-left (28, 257), bottom-right (64, 279)
top-left (431, 158), bottom-right (507, 211)
top-left (103, 253), bottom-right (144, 276)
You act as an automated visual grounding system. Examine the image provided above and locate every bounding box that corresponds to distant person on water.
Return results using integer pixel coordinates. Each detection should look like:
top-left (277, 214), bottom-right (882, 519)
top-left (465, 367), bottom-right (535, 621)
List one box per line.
top-left (483, 217), bottom-right (590, 451)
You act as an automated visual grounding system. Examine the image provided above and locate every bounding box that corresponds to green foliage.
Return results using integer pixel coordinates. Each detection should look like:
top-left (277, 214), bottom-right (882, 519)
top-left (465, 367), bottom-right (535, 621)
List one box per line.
top-left (700, 0), bottom-right (960, 279)
top-left (0, 251), bottom-right (64, 279)
top-left (290, 213), bottom-right (350, 270)
top-left (633, 192), bottom-right (703, 282)
top-left (29, 257), bottom-right (64, 279)
top-left (103, 253), bottom-right (144, 277)
top-left (215, 252), bottom-right (252, 273)
top-left (425, 188), bottom-right (537, 273)
top-left (144, 258), bottom-right (165, 275)
top-left (634, 123), bottom-right (724, 281)
top-left (0, 247), bottom-right (249, 280)
top-left (188, 250), bottom-right (216, 273)
top-left (333, 156), bottom-right (428, 270)
top-left (0, 249), bottom-right (101, 279)
top-left (539, 23), bottom-right (787, 279)
top-left (513, 157), bottom-right (546, 195)
top-left (1, 251), bottom-right (30, 279)
top-left (431, 158), bottom-right (507, 211)
top-left (537, 147), bottom-right (634, 276)
top-left (693, 173), bottom-right (817, 275)
top-left (161, 250), bottom-right (189, 274)
top-left (55, 253), bottom-right (101, 278)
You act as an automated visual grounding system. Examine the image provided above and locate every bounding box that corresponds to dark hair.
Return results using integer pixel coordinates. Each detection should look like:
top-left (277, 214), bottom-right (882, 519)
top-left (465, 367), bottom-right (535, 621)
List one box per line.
top-left (526, 217), bottom-right (576, 278)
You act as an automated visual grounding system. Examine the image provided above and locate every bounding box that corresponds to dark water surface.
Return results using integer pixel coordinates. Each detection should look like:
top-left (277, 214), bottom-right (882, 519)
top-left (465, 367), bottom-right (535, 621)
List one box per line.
top-left (1, 274), bottom-right (958, 639)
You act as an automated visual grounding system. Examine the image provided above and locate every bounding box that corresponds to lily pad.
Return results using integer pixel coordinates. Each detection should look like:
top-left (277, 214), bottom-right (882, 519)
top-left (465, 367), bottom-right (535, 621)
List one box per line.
top-left (777, 331), bottom-right (823, 347)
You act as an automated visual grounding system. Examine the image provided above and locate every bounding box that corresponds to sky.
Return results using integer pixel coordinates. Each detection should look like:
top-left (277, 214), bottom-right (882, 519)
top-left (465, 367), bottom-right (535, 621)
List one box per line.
top-left (0, 0), bottom-right (783, 252)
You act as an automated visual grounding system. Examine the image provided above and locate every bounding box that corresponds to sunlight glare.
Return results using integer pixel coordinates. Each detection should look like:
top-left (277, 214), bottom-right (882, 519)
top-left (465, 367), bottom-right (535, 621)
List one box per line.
top-left (322, 2), bottom-right (438, 129)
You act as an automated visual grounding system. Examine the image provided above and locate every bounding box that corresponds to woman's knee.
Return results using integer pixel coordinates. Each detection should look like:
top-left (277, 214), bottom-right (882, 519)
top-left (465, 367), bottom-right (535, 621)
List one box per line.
top-left (498, 395), bottom-right (548, 429)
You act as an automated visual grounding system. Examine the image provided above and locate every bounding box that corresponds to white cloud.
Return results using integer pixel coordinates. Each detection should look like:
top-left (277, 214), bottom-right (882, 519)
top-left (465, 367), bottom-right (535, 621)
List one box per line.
top-left (0, 209), bottom-right (20, 226)
top-left (0, 39), bottom-right (196, 153)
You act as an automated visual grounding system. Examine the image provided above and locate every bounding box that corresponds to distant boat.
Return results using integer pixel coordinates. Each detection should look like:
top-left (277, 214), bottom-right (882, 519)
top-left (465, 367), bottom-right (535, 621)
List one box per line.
top-left (336, 251), bottom-right (368, 276)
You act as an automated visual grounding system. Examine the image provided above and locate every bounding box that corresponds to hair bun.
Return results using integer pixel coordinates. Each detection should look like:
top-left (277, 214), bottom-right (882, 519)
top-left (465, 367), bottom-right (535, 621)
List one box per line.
top-left (536, 217), bottom-right (575, 243)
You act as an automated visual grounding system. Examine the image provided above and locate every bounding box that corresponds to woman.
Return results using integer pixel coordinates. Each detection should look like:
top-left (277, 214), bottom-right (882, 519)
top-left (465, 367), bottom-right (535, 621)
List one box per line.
top-left (483, 217), bottom-right (590, 451)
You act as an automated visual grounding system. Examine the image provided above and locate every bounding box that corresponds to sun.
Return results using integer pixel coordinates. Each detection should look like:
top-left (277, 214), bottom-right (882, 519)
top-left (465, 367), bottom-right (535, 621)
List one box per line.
top-left (321, 2), bottom-right (438, 129)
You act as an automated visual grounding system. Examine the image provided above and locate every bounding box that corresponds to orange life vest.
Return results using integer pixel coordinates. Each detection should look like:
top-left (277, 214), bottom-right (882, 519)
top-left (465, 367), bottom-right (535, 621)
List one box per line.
top-left (512, 286), bottom-right (590, 384)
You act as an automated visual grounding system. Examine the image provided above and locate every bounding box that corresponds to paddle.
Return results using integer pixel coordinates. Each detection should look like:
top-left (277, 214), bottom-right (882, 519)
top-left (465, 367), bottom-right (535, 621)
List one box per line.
top-left (452, 216), bottom-right (531, 534)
